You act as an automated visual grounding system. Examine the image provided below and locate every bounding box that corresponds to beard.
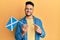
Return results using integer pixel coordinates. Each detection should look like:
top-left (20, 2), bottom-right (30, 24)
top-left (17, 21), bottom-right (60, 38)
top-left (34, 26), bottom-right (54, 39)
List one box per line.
top-left (26, 13), bottom-right (32, 16)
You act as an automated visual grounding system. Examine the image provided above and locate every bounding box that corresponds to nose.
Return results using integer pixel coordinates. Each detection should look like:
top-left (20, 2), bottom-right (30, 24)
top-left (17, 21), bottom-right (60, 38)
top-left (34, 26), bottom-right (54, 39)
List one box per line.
top-left (27, 10), bottom-right (29, 13)
top-left (27, 9), bottom-right (30, 12)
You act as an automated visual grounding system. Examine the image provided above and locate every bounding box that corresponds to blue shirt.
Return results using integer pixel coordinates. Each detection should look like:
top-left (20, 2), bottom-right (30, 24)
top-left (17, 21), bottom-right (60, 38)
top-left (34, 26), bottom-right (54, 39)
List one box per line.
top-left (15, 16), bottom-right (46, 40)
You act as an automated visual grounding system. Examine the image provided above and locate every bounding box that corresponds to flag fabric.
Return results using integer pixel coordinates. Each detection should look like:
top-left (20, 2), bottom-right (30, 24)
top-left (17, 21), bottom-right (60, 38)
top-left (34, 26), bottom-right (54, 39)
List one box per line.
top-left (6, 16), bottom-right (18, 31)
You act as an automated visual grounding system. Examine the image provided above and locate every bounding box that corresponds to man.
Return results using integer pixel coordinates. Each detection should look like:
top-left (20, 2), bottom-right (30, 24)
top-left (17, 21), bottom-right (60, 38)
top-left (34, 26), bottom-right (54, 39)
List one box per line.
top-left (15, 1), bottom-right (46, 40)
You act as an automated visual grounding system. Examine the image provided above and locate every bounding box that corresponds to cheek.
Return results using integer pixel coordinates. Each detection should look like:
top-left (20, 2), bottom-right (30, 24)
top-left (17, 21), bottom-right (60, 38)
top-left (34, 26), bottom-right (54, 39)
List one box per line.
top-left (25, 10), bottom-right (27, 13)
top-left (26, 9), bottom-right (29, 12)
top-left (30, 10), bottom-right (33, 13)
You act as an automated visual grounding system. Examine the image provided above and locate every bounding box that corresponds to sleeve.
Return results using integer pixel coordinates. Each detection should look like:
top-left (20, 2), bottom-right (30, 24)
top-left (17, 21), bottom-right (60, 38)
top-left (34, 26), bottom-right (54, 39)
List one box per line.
top-left (37, 19), bottom-right (46, 38)
top-left (15, 22), bottom-right (24, 40)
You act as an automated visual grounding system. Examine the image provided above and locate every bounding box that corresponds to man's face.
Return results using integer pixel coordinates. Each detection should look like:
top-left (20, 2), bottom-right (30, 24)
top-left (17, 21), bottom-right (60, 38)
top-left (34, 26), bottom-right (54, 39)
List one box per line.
top-left (25, 4), bottom-right (34, 16)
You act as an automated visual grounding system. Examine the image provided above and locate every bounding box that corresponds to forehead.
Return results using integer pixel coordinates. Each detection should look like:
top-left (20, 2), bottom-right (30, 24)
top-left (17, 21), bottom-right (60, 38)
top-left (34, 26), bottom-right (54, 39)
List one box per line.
top-left (25, 4), bottom-right (34, 8)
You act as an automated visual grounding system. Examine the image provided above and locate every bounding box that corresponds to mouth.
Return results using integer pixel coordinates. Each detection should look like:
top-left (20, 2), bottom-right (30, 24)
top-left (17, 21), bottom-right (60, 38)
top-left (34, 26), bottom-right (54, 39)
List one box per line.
top-left (26, 12), bottom-right (32, 16)
top-left (27, 13), bottom-right (31, 15)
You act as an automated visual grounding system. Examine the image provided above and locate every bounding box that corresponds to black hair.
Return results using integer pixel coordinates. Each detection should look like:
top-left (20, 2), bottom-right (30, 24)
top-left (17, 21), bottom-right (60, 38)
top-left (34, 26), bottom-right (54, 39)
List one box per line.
top-left (25, 1), bottom-right (34, 7)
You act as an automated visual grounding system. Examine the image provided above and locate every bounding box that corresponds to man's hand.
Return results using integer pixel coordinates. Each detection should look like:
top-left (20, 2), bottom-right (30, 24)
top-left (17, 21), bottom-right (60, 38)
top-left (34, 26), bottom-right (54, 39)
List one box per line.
top-left (22, 24), bottom-right (28, 36)
top-left (34, 24), bottom-right (42, 34)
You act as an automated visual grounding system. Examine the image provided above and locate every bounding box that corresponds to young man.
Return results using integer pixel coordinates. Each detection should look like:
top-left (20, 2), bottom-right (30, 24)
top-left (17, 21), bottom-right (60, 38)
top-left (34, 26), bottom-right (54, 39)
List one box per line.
top-left (15, 1), bottom-right (46, 40)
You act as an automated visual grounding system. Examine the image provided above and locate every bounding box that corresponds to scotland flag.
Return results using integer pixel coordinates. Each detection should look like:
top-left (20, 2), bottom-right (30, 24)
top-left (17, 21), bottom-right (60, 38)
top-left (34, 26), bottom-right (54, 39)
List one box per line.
top-left (6, 16), bottom-right (18, 31)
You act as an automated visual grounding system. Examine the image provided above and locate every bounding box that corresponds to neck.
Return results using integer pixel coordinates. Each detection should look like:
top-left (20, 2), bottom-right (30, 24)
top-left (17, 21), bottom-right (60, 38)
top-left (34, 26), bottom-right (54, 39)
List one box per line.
top-left (26, 15), bottom-right (33, 19)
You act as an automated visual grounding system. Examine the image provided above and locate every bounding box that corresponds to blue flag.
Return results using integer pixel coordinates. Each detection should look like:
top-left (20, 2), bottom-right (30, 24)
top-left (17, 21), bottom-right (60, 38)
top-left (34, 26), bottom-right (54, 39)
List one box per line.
top-left (6, 16), bottom-right (18, 31)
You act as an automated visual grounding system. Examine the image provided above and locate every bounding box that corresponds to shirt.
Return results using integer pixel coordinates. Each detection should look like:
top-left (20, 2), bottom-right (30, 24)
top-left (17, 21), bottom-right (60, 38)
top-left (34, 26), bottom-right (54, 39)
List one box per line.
top-left (26, 18), bottom-right (35, 40)
top-left (15, 16), bottom-right (46, 40)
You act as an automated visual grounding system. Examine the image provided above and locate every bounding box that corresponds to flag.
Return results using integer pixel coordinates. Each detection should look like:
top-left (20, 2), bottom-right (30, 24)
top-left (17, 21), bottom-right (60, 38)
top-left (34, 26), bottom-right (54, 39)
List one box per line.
top-left (6, 16), bottom-right (18, 31)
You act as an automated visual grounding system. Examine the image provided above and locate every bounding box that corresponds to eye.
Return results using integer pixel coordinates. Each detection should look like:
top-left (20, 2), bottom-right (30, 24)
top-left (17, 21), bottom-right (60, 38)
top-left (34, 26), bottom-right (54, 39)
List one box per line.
top-left (30, 8), bottom-right (32, 10)
top-left (26, 8), bottom-right (28, 10)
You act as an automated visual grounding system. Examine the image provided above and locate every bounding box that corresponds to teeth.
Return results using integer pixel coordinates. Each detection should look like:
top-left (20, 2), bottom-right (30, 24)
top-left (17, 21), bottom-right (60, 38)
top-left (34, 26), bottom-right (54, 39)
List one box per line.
top-left (27, 13), bottom-right (31, 15)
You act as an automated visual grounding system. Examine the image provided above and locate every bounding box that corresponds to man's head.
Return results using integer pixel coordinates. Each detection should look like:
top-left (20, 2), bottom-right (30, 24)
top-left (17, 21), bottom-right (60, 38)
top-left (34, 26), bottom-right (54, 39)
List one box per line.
top-left (25, 1), bottom-right (34, 16)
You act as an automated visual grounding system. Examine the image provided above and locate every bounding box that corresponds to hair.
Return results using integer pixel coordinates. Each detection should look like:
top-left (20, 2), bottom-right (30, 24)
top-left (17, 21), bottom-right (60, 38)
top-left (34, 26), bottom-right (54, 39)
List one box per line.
top-left (25, 1), bottom-right (34, 7)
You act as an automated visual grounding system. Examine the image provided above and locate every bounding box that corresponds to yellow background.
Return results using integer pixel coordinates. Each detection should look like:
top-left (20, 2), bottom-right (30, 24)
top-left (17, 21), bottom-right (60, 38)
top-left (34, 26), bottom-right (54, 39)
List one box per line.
top-left (0, 0), bottom-right (60, 40)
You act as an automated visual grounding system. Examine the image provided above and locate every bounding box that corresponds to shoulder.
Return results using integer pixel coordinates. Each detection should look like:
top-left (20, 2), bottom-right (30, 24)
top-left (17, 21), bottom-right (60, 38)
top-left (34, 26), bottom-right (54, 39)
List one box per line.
top-left (19, 16), bottom-right (26, 22)
top-left (34, 16), bottom-right (42, 22)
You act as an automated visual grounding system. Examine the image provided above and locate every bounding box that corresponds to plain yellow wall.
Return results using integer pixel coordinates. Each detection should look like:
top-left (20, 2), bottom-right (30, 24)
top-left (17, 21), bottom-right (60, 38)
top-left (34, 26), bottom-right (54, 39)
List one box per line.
top-left (0, 0), bottom-right (60, 40)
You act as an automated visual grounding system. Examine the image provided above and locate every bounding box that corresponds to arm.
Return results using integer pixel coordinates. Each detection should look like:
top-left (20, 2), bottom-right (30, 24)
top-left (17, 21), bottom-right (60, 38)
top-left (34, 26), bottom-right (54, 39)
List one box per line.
top-left (36, 19), bottom-right (46, 38)
top-left (39, 20), bottom-right (46, 38)
top-left (15, 22), bottom-right (24, 40)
